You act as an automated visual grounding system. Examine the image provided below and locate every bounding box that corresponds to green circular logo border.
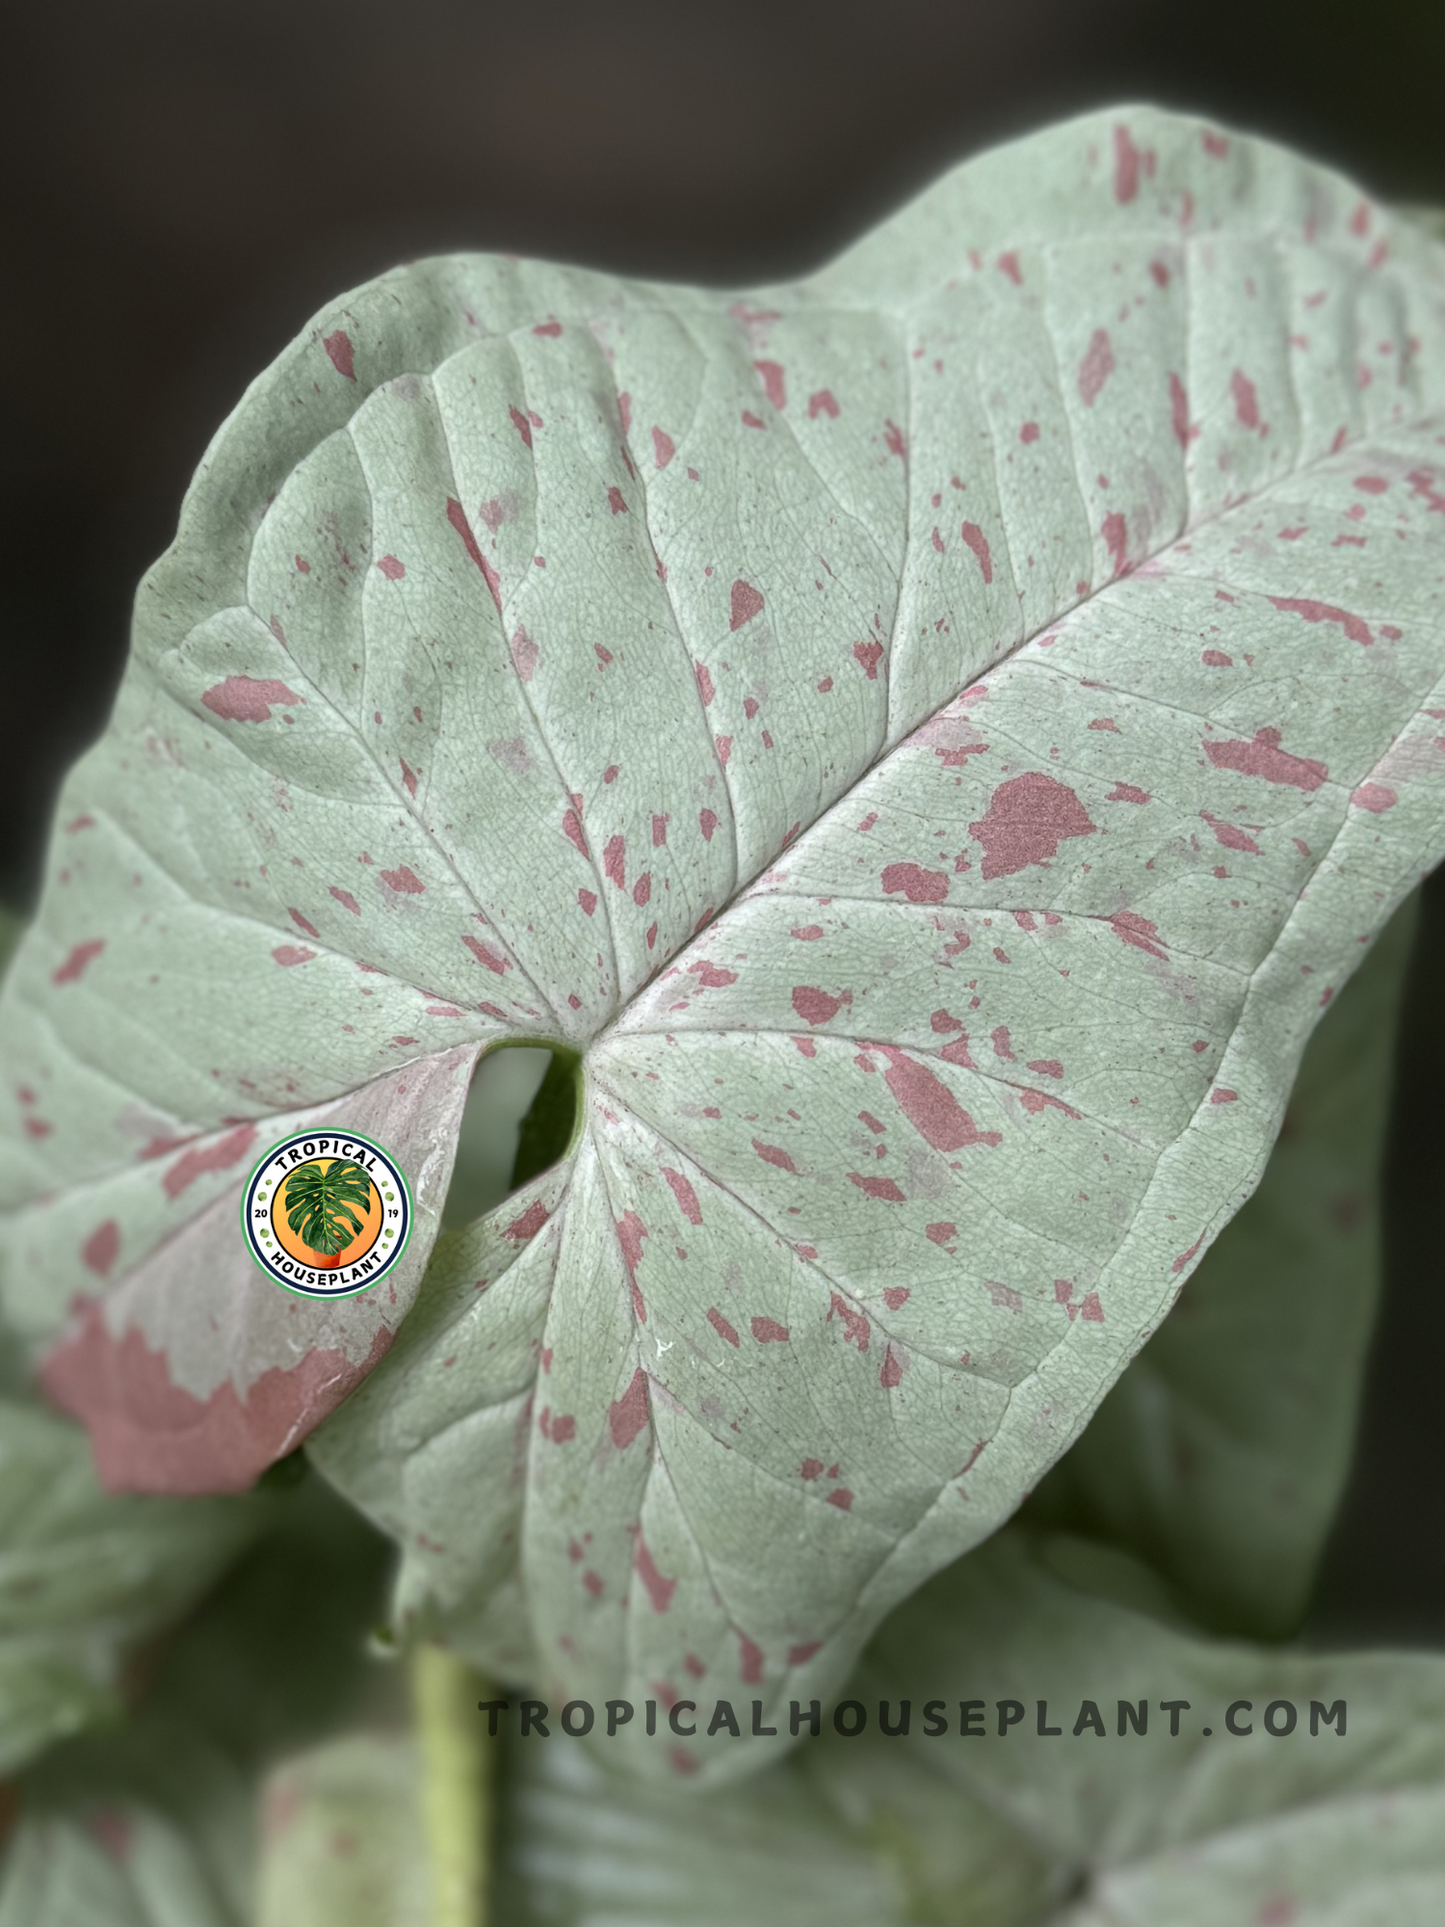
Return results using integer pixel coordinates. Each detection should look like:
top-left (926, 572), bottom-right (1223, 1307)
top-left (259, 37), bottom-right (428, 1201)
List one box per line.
top-left (240, 1128), bottom-right (413, 1299)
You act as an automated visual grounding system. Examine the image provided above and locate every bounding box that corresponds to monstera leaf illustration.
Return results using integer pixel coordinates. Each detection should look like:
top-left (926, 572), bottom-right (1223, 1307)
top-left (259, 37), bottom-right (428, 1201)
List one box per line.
top-left (284, 1160), bottom-right (374, 1262)
top-left (0, 105), bottom-right (1442, 1781)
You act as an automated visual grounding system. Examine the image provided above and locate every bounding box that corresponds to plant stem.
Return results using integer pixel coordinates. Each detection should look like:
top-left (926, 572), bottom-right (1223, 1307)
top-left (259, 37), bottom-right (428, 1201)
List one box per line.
top-left (412, 1644), bottom-right (493, 1927)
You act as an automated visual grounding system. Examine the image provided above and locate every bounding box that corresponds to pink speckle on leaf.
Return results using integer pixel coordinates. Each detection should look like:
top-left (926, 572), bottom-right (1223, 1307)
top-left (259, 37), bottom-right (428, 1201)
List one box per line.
top-left (509, 626), bottom-right (538, 682)
top-left (376, 554), bottom-right (405, 580)
top-left (446, 499), bottom-right (502, 613)
top-left (708, 1307), bottom-right (741, 1348)
top-left (322, 330), bottom-right (355, 380)
top-left (662, 1167), bottom-right (703, 1225)
top-left (52, 939), bottom-right (105, 986)
top-left (163, 1123), bottom-right (257, 1200)
top-left (202, 676), bottom-right (303, 724)
top-left (609, 1367), bottom-right (650, 1449)
top-left (853, 639), bottom-right (884, 679)
top-left (807, 389), bottom-right (839, 419)
top-left (1113, 123), bottom-right (1141, 203)
top-left (381, 865), bottom-right (424, 894)
top-left (1201, 811), bottom-right (1261, 853)
top-left (1169, 371), bottom-right (1193, 448)
top-left (791, 985), bottom-right (844, 1025)
top-left (752, 1139), bottom-right (798, 1173)
top-left (271, 945), bottom-right (314, 967)
top-left (635, 1534), bottom-right (675, 1611)
top-left (462, 934), bottom-right (509, 976)
top-left (881, 861), bottom-right (948, 903)
top-left (1231, 369), bottom-right (1262, 430)
top-left (1352, 781), bottom-right (1397, 812)
top-left (884, 419), bottom-right (908, 460)
top-left (1203, 727), bottom-right (1328, 790)
top-left (1102, 511), bottom-right (1129, 576)
top-left (997, 250), bottom-right (1023, 285)
top-left (504, 1199), bottom-right (549, 1242)
top-left (754, 359), bottom-right (787, 409)
top-left (651, 425), bottom-right (675, 468)
top-left (1108, 911), bottom-right (1169, 961)
top-left (968, 772), bottom-right (1096, 880)
top-left (849, 1172), bottom-right (905, 1202)
top-left (729, 579), bottom-right (764, 630)
top-left (960, 521), bottom-right (993, 583)
top-left (1268, 596), bottom-right (1372, 646)
top-left (1078, 329), bottom-right (1115, 405)
top-left (83, 1220), bottom-right (120, 1277)
top-left (1020, 420), bottom-right (1040, 444)
top-left (604, 835), bottom-right (626, 889)
top-left (879, 1345), bottom-right (903, 1388)
top-left (751, 1316), bottom-right (789, 1343)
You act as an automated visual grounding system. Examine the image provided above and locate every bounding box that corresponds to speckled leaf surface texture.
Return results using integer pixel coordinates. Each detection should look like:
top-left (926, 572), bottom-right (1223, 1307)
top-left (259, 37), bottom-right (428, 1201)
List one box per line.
top-left (1, 107), bottom-right (1443, 1782)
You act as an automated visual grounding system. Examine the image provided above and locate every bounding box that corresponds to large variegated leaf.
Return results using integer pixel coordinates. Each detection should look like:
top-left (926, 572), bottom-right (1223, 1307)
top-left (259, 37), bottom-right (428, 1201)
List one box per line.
top-left (2, 105), bottom-right (1444, 1775)
top-left (1024, 886), bottom-right (1419, 1636)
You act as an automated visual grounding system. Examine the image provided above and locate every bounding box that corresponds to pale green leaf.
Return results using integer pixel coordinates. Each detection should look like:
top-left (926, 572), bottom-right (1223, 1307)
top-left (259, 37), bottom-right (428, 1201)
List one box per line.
top-left (0, 104), bottom-right (1440, 1781)
top-left (1024, 886), bottom-right (1420, 1635)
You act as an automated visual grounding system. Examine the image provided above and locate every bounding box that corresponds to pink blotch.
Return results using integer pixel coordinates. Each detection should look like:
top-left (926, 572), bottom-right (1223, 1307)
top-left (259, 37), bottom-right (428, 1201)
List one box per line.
top-left (1102, 511), bottom-right (1129, 576)
top-left (52, 939), bottom-right (105, 986)
top-left (1210, 1088), bottom-right (1239, 1104)
top-left (604, 835), bottom-right (626, 889)
top-left (960, 521), bottom-right (993, 583)
top-left (883, 1286), bottom-right (911, 1309)
top-left (881, 861), bottom-right (948, 903)
top-left (607, 485), bottom-right (628, 516)
top-left (562, 808), bottom-right (589, 860)
top-left (1106, 782), bottom-right (1150, 804)
top-left (662, 1167), bottom-right (703, 1225)
top-left (82, 1220), bottom-right (120, 1277)
top-left (1108, 911), bottom-right (1169, 961)
top-left (853, 639), bottom-right (884, 679)
top-left (754, 360), bottom-right (787, 409)
top-left (751, 1316), bottom-right (790, 1343)
top-left (827, 1488), bottom-right (854, 1511)
top-left (462, 934), bottom-right (509, 976)
top-left (1202, 649), bottom-right (1233, 667)
top-left (738, 1633), bottom-right (765, 1684)
top-left (445, 499), bottom-right (502, 613)
top-left (997, 250), bottom-right (1022, 285)
top-left (849, 1172), bottom-right (906, 1202)
top-left (509, 626), bottom-right (538, 682)
top-left (1113, 123), bottom-right (1141, 203)
top-left (1169, 371), bottom-right (1192, 449)
top-left (202, 676), bottom-right (303, 724)
top-left (752, 1139), bottom-right (798, 1174)
top-left (271, 945), bottom-right (314, 967)
top-left (288, 907), bottom-right (321, 940)
top-left (329, 886), bottom-right (360, 915)
top-left (708, 1307), bottom-right (741, 1348)
top-left (163, 1123), bottom-right (257, 1200)
top-left (375, 554), bottom-right (405, 581)
top-left (1267, 595), bottom-right (1372, 646)
top-left (807, 389), bottom-right (839, 419)
top-left (699, 808), bottom-right (719, 842)
top-left (609, 1367), bottom-right (650, 1449)
top-left (1019, 420), bottom-right (1040, 444)
top-left (1201, 810), bottom-right (1261, 853)
top-left (791, 985), bottom-right (844, 1025)
top-left (504, 1199), bottom-right (549, 1242)
top-left (1078, 329), bottom-right (1115, 405)
top-left (968, 771), bottom-right (1097, 880)
top-left (323, 330), bottom-right (355, 380)
top-left (1231, 369), bottom-right (1262, 430)
top-left (884, 420), bottom-right (908, 459)
top-left (651, 425), bottom-right (675, 468)
top-left (381, 865), bottom-right (424, 894)
top-left (635, 1535), bottom-right (675, 1612)
top-left (1352, 781), bottom-right (1397, 813)
top-left (1203, 727), bottom-right (1328, 791)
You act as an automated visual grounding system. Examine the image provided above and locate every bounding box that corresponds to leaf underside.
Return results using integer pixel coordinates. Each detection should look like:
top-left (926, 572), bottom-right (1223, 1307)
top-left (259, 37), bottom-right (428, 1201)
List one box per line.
top-left (0, 104), bottom-right (1441, 1782)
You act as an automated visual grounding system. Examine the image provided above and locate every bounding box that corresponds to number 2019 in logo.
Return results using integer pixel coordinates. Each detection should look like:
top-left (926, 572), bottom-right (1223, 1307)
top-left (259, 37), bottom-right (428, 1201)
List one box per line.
top-left (241, 1130), bottom-right (412, 1298)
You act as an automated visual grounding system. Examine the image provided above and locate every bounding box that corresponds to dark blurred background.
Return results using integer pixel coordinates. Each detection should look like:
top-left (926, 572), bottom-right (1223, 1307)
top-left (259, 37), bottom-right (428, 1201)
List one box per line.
top-left (2, 0), bottom-right (1441, 1632)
